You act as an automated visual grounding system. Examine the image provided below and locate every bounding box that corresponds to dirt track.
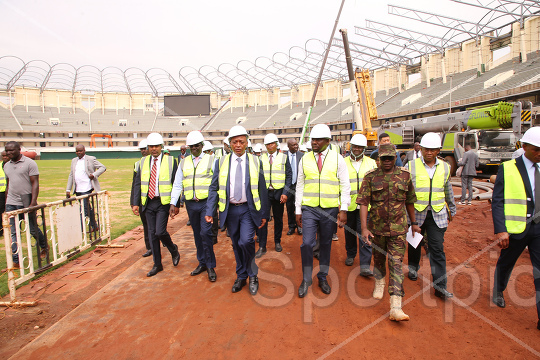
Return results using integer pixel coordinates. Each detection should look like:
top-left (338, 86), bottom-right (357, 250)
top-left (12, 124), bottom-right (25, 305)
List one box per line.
top-left (1, 199), bottom-right (539, 359)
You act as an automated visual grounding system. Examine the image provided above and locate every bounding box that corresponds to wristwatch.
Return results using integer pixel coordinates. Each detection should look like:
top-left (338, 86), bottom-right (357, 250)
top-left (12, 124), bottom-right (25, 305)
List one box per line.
top-left (411, 222), bottom-right (418, 225)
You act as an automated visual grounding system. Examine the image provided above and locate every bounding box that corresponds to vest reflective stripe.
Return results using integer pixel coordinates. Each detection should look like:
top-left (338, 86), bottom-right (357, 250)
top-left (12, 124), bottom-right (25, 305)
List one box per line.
top-left (140, 155), bottom-right (174, 206)
top-left (217, 153), bottom-right (261, 212)
top-left (302, 150), bottom-right (340, 208)
top-left (503, 160), bottom-right (528, 234)
top-left (0, 166), bottom-right (6, 192)
top-left (345, 156), bottom-right (377, 211)
top-left (410, 158), bottom-right (449, 212)
top-left (181, 154), bottom-right (214, 200)
top-left (261, 152), bottom-right (286, 189)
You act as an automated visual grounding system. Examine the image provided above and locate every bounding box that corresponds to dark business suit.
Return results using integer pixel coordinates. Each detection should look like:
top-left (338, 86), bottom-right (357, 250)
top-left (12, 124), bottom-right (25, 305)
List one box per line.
top-left (285, 150), bottom-right (303, 231)
top-left (492, 155), bottom-right (540, 321)
top-left (133, 154), bottom-right (180, 268)
top-left (258, 152), bottom-right (292, 249)
top-left (206, 153), bottom-right (269, 280)
top-left (130, 159), bottom-right (150, 251)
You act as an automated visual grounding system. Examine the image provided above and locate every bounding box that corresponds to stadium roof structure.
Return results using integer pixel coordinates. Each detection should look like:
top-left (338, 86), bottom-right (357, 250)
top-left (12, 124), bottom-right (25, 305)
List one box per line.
top-left (1, 0), bottom-right (539, 96)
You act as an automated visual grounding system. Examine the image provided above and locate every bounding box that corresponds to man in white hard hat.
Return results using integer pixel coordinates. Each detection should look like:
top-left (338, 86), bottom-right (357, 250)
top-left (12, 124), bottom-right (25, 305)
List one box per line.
top-left (406, 132), bottom-right (456, 300)
top-left (295, 124), bottom-right (350, 297)
top-left (170, 131), bottom-right (217, 282)
top-left (256, 133), bottom-right (292, 258)
top-left (286, 138), bottom-right (303, 236)
top-left (253, 144), bottom-right (262, 157)
top-left (131, 140), bottom-right (152, 258)
top-left (132, 133), bottom-right (181, 277)
top-left (205, 125), bottom-right (269, 295)
top-left (344, 134), bottom-right (377, 276)
top-left (492, 126), bottom-right (540, 331)
top-left (203, 141), bottom-right (214, 155)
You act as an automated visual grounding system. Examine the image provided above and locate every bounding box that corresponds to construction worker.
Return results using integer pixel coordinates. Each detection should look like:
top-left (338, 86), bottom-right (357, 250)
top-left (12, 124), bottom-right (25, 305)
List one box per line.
top-left (358, 143), bottom-right (420, 321)
top-left (170, 131), bottom-right (217, 282)
top-left (132, 133), bottom-right (181, 277)
top-left (203, 141), bottom-right (214, 155)
top-left (130, 140), bottom-right (152, 258)
top-left (296, 124), bottom-right (350, 297)
top-left (256, 133), bottom-right (292, 258)
top-left (253, 144), bottom-right (262, 157)
top-left (492, 127), bottom-right (540, 331)
top-left (406, 132), bottom-right (456, 300)
top-left (205, 125), bottom-right (269, 295)
top-left (344, 134), bottom-right (377, 276)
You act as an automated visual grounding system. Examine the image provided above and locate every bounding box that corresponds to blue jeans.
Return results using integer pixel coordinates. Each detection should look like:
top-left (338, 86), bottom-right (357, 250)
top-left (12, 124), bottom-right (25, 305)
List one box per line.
top-left (7, 204), bottom-right (47, 264)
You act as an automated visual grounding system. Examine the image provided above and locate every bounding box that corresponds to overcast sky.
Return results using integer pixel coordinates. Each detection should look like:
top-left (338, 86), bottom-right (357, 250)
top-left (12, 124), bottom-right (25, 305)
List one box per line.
top-left (1, 0), bottom-right (498, 75)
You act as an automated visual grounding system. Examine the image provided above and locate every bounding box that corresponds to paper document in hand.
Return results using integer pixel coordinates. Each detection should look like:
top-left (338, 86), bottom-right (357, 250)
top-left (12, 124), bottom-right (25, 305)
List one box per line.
top-left (406, 226), bottom-right (423, 249)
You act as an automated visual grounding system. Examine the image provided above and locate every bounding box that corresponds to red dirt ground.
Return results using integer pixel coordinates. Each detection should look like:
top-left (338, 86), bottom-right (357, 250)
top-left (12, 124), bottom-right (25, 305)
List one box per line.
top-left (1, 194), bottom-right (539, 359)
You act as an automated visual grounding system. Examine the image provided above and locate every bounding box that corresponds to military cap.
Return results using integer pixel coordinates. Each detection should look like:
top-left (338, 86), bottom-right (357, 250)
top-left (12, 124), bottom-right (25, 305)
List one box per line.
top-left (378, 144), bottom-right (396, 157)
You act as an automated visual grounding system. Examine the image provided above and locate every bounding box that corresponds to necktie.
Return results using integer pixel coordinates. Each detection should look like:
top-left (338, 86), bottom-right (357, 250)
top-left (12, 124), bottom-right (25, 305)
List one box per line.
top-left (317, 153), bottom-right (323, 173)
top-left (291, 153), bottom-right (296, 183)
top-left (535, 165), bottom-right (540, 223)
top-left (148, 157), bottom-right (158, 199)
top-left (269, 154), bottom-right (273, 165)
top-left (234, 158), bottom-right (243, 202)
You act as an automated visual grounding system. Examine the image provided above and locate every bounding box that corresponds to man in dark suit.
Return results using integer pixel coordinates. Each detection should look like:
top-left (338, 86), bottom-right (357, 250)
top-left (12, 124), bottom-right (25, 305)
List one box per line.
top-left (206, 125), bottom-right (269, 295)
top-left (492, 127), bottom-right (540, 331)
top-left (286, 138), bottom-right (303, 235)
top-left (132, 133), bottom-right (181, 277)
top-left (256, 133), bottom-right (292, 257)
top-left (130, 140), bottom-right (152, 258)
top-left (402, 142), bottom-right (421, 166)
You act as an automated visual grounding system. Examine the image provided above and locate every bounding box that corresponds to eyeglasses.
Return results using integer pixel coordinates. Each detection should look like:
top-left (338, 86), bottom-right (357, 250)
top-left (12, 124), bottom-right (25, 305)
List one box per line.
top-left (380, 156), bottom-right (395, 161)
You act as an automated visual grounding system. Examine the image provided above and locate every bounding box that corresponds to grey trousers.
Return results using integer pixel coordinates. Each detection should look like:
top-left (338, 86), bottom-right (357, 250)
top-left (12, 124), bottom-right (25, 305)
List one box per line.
top-left (461, 175), bottom-right (474, 202)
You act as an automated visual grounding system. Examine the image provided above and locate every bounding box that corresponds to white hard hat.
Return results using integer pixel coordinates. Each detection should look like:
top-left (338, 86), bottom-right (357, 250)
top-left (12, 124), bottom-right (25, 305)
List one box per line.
top-left (248, 139), bottom-right (252, 148)
top-left (350, 134), bottom-right (368, 147)
top-left (299, 144), bottom-right (307, 152)
top-left (202, 141), bottom-right (213, 152)
top-left (147, 133), bottom-right (164, 146)
top-left (223, 137), bottom-right (230, 146)
top-left (520, 127), bottom-right (540, 147)
top-left (264, 133), bottom-right (279, 145)
top-left (420, 132), bottom-right (442, 148)
top-left (310, 124), bottom-right (331, 140)
top-left (138, 140), bottom-right (148, 149)
top-left (186, 131), bottom-right (205, 146)
top-left (306, 142), bottom-right (312, 150)
top-left (253, 144), bottom-right (263, 153)
top-left (228, 125), bottom-right (249, 140)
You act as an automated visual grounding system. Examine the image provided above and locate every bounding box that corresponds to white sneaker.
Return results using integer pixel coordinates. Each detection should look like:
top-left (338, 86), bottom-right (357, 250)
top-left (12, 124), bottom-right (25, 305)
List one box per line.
top-left (467, 201), bottom-right (472, 205)
top-left (458, 201), bottom-right (466, 205)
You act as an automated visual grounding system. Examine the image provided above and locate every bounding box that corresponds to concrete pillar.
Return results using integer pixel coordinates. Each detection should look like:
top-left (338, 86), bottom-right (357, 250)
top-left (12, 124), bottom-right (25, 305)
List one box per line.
top-left (520, 27), bottom-right (528, 62)
top-left (425, 56), bottom-right (431, 88)
top-left (442, 55), bottom-right (447, 84)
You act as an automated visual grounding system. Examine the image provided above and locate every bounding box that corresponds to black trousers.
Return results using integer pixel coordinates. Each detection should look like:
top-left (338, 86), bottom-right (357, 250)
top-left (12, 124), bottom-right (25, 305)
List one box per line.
top-left (140, 208), bottom-right (150, 250)
top-left (259, 190), bottom-right (284, 248)
top-left (286, 183), bottom-right (297, 230)
top-left (344, 209), bottom-right (373, 268)
top-left (494, 221), bottom-right (540, 320)
top-left (75, 189), bottom-right (97, 229)
top-left (0, 191), bottom-right (5, 235)
top-left (144, 197), bottom-right (177, 267)
top-left (408, 211), bottom-right (448, 289)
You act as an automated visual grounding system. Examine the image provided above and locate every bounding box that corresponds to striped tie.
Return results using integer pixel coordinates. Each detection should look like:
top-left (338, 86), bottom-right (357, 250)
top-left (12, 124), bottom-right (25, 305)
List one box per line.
top-left (148, 157), bottom-right (158, 199)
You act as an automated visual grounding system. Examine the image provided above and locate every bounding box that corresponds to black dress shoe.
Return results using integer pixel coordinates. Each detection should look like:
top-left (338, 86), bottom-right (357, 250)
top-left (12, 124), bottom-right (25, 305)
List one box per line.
top-left (345, 257), bottom-right (354, 266)
top-left (318, 279), bottom-right (331, 294)
top-left (537, 320), bottom-right (540, 330)
top-left (142, 249), bottom-right (152, 258)
top-left (359, 268), bottom-right (374, 277)
top-left (298, 280), bottom-right (312, 298)
top-left (297, 227), bottom-right (303, 235)
top-left (493, 291), bottom-right (506, 308)
top-left (213, 237), bottom-right (218, 245)
top-left (190, 265), bottom-right (207, 276)
top-left (232, 278), bottom-right (247, 293)
top-left (207, 268), bottom-right (217, 282)
top-left (275, 243), bottom-right (282, 252)
top-left (249, 275), bottom-right (259, 295)
top-left (287, 229), bottom-right (295, 235)
top-left (172, 246), bottom-right (180, 266)
top-left (434, 288), bottom-right (453, 300)
top-left (147, 265), bottom-right (163, 277)
top-left (408, 269), bottom-right (418, 281)
top-left (255, 247), bottom-right (267, 258)
top-left (314, 253), bottom-right (319, 260)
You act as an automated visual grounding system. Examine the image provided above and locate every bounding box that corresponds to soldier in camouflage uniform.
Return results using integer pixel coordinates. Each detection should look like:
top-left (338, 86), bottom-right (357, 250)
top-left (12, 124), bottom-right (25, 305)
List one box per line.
top-left (357, 144), bottom-right (421, 321)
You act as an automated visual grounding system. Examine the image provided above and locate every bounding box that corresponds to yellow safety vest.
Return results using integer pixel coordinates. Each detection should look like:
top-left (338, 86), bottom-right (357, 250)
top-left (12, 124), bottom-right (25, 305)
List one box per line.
top-left (181, 154), bottom-right (214, 200)
top-left (217, 153), bottom-right (261, 212)
top-left (345, 156), bottom-right (377, 211)
top-left (140, 154), bottom-right (175, 206)
top-left (214, 148), bottom-right (223, 160)
top-left (0, 165), bottom-right (6, 192)
top-left (410, 158), bottom-right (450, 212)
top-left (261, 151), bottom-right (286, 189)
top-left (302, 149), bottom-right (340, 208)
top-left (502, 159), bottom-right (528, 234)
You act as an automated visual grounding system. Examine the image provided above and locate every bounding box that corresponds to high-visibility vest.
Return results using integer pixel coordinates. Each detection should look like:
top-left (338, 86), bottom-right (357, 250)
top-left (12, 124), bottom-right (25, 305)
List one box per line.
top-left (140, 154), bottom-right (175, 206)
top-left (133, 158), bottom-right (143, 173)
top-left (502, 159), bottom-right (528, 234)
top-left (345, 156), bottom-right (377, 211)
top-left (214, 148), bottom-right (224, 160)
top-left (302, 150), bottom-right (340, 208)
top-left (261, 152), bottom-right (286, 189)
top-left (409, 158), bottom-right (450, 212)
top-left (181, 154), bottom-right (214, 200)
top-left (0, 165), bottom-right (6, 192)
top-left (217, 153), bottom-right (261, 212)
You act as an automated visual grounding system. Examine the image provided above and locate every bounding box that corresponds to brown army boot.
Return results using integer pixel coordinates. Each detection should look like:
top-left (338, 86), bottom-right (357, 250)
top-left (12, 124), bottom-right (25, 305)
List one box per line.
top-left (373, 278), bottom-right (385, 299)
top-left (389, 295), bottom-right (410, 321)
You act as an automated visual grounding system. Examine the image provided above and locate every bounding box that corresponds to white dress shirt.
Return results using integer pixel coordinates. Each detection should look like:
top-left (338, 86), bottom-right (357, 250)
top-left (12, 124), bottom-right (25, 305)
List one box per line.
top-left (170, 154), bottom-right (203, 205)
top-left (522, 154), bottom-right (538, 196)
top-left (289, 151), bottom-right (298, 183)
top-left (149, 153), bottom-right (163, 197)
top-left (229, 152), bottom-right (247, 203)
top-left (295, 147), bottom-right (351, 214)
top-left (75, 156), bottom-right (92, 192)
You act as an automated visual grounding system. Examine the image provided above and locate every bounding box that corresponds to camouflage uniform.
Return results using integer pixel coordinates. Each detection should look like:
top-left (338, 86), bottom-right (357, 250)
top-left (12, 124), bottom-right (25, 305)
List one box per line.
top-left (357, 146), bottom-right (416, 296)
